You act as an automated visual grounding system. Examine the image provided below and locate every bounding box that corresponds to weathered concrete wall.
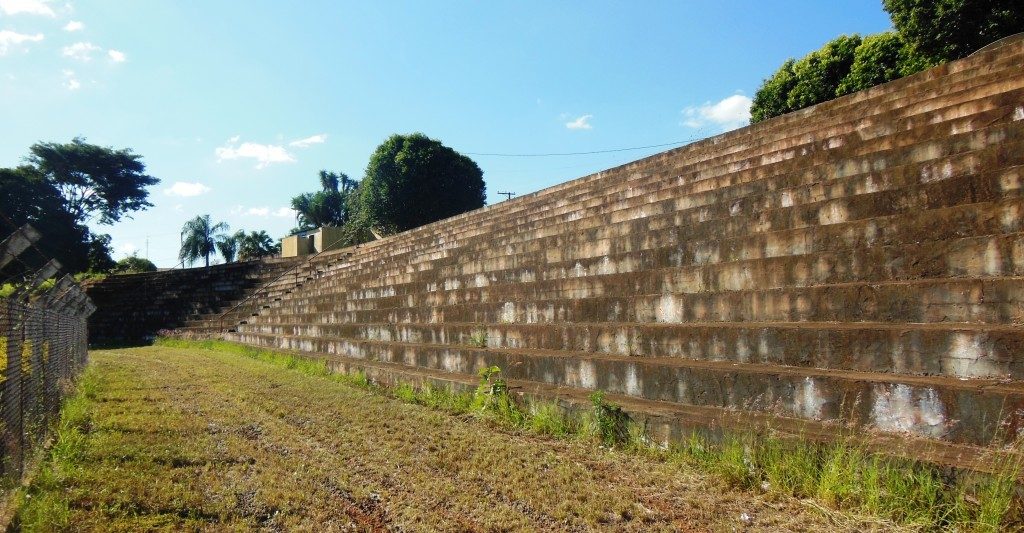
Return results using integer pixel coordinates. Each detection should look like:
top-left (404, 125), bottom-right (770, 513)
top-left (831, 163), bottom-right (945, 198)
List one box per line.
top-left (208, 37), bottom-right (1024, 466)
top-left (85, 258), bottom-right (297, 343)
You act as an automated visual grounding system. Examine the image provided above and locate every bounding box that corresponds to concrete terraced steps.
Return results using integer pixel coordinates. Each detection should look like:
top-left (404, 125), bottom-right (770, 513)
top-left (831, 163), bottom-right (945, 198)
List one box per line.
top-left (206, 48), bottom-right (1024, 304)
top-left (185, 37), bottom-right (1024, 468)
top-left (85, 258), bottom-right (299, 343)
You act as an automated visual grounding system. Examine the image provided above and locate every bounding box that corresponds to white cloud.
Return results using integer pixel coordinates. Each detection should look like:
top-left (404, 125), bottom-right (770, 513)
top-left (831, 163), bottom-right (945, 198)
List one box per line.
top-left (62, 69), bottom-right (79, 90)
top-left (107, 49), bottom-right (125, 62)
top-left (288, 134), bottom-right (327, 148)
top-left (164, 181), bottom-right (211, 197)
top-left (0, 30), bottom-right (43, 55)
top-left (215, 138), bottom-right (295, 169)
top-left (62, 41), bottom-right (99, 61)
top-left (232, 205), bottom-right (292, 218)
top-left (116, 242), bottom-right (138, 257)
top-left (227, 135), bottom-right (240, 143)
top-left (565, 114), bottom-right (593, 130)
top-left (62, 20), bottom-right (83, 31)
top-left (0, 0), bottom-right (54, 16)
top-left (681, 94), bottom-right (752, 132)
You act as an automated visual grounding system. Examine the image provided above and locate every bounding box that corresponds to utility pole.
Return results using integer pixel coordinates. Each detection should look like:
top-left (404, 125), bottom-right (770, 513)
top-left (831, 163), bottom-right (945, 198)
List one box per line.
top-left (497, 191), bottom-right (515, 202)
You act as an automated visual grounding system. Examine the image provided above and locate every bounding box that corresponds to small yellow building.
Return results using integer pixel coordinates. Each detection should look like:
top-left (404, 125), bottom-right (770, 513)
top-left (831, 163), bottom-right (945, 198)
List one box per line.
top-left (281, 227), bottom-right (347, 258)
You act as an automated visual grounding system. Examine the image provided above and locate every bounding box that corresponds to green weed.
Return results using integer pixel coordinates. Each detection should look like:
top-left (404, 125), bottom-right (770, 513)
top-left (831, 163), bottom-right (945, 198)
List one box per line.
top-left (755, 435), bottom-right (820, 497)
top-left (394, 382), bottom-right (417, 403)
top-left (467, 329), bottom-right (488, 348)
top-left (528, 401), bottom-right (572, 437)
top-left (588, 391), bottom-right (630, 447)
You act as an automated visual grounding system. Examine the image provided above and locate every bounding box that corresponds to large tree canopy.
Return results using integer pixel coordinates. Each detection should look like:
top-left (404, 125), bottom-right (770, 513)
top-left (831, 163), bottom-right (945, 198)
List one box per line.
top-left (0, 138), bottom-right (156, 278)
top-left (750, 59), bottom-right (799, 124)
top-left (27, 137), bottom-right (159, 225)
top-left (0, 166), bottom-right (93, 278)
top-left (787, 35), bottom-right (862, 110)
top-left (360, 133), bottom-right (485, 235)
top-left (751, 0), bottom-right (1024, 123)
top-left (835, 31), bottom-right (931, 96)
top-left (884, 0), bottom-right (1024, 62)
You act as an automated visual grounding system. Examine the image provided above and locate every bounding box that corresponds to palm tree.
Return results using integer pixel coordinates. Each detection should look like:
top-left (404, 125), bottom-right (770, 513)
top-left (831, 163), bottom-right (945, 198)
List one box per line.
top-left (179, 214), bottom-right (229, 267)
top-left (237, 230), bottom-right (279, 261)
top-left (216, 231), bottom-right (242, 263)
top-left (290, 170), bottom-right (358, 231)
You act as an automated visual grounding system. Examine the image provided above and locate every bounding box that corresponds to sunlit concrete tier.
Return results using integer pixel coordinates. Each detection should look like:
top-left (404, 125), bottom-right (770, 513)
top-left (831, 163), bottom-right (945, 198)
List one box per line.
top-left (187, 37), bottom-right (1024, 466)
top-left (83, 258), bottom-right (299, 343)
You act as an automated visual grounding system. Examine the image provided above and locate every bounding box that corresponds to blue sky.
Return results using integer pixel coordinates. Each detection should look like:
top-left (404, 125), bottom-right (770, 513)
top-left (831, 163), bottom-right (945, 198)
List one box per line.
top-left (0, 1), bottom-right (894, 267)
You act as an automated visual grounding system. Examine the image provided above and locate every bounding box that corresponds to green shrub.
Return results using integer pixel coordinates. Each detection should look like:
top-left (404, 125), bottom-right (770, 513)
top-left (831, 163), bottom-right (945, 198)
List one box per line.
top-left (588, 391), bottom-right (630, 447)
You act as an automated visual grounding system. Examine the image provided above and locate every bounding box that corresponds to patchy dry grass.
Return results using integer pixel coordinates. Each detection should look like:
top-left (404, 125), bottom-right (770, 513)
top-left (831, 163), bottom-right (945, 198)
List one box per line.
top-left (18, 339), bottom-right (1024, 527)
top-left (7, 344), bottom-right (863, 532)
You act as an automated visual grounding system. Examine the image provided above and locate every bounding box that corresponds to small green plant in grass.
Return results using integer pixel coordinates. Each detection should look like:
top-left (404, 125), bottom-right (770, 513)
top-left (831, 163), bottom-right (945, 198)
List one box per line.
top-left (816, 443), bottom-right (865, 508)
top-left (394, 382), bottom-right (417, 403)
top-left (474, 366), bottom-right (506, 407)
top-left (755, 435), bottom-right (820, 498)
top-left (348, 370), bottom-right (370, 388)
top-left (672, 433), bottom-right (716, 468)
top-left (975, 462), bottom-right (1021, 532)
top-left (467, 329), bottom-right (488, 348)
top-left (588, 391), bottom-right (630, 447)
top-left (473, 366), bottom-right (526, 427)
top-left (716, 436), bottom-right (755, 489)
top-left (418, 383), bottom-right (474, 414)
top-left (529, 401), bottom-right (572, 437)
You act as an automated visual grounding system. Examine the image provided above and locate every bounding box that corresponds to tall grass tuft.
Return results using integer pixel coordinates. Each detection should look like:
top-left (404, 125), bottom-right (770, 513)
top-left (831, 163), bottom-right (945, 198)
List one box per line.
top-left (528, 401), bottom-right (572, 437)
top-left (15, 366), bottom-right (100, 531)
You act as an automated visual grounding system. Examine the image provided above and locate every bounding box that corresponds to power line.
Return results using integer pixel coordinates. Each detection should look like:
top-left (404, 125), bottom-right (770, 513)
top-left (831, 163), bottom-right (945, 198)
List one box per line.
top-left (463, 136), bottom-right (706, 158)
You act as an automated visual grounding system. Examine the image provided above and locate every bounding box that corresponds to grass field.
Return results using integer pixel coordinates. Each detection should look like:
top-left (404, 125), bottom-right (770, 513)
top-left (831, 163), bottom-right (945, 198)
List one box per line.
top-left (7, 344), bottom-right (899, 532)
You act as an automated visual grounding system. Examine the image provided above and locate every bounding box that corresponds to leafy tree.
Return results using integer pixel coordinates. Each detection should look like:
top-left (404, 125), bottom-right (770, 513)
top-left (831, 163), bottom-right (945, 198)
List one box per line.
top-left (752, 1), bottom-right (1024, 123)
top-left (216, 231), bottom-right (241, 263)
top-left (0, 166), bottom-right (95, 278)
top-left (750, 59), bottom-right (800, 124)
top-left (179, 215), bottom-right (229, 267)
top-left (290, 171), bottom-right (359, 231)
top-left (86, 233), bottom-right (117, 273)
top-left (836, 31), bottom-right (932, 95)
top-left (786, 35), bottom-right (862, 111)
top-left (883, 0), bottom-right (1024, 62)
top-left (26, 137), bottom-right (159, 225)
top-left (360, 133), bottom-right (485, 234)
top-left (751, 36), bottom-right (864, 123)
top-left (237, 230), bottom-right (279, 261)
top-left (111, 254), bottom-right (157, 274)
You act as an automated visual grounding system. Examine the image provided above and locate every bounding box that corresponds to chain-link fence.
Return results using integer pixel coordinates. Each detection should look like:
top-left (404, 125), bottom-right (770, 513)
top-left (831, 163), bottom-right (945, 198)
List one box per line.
top-left (0, 218), bottom-right (94, 486)
top-left (0, 297), bottom-right (89, 482)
